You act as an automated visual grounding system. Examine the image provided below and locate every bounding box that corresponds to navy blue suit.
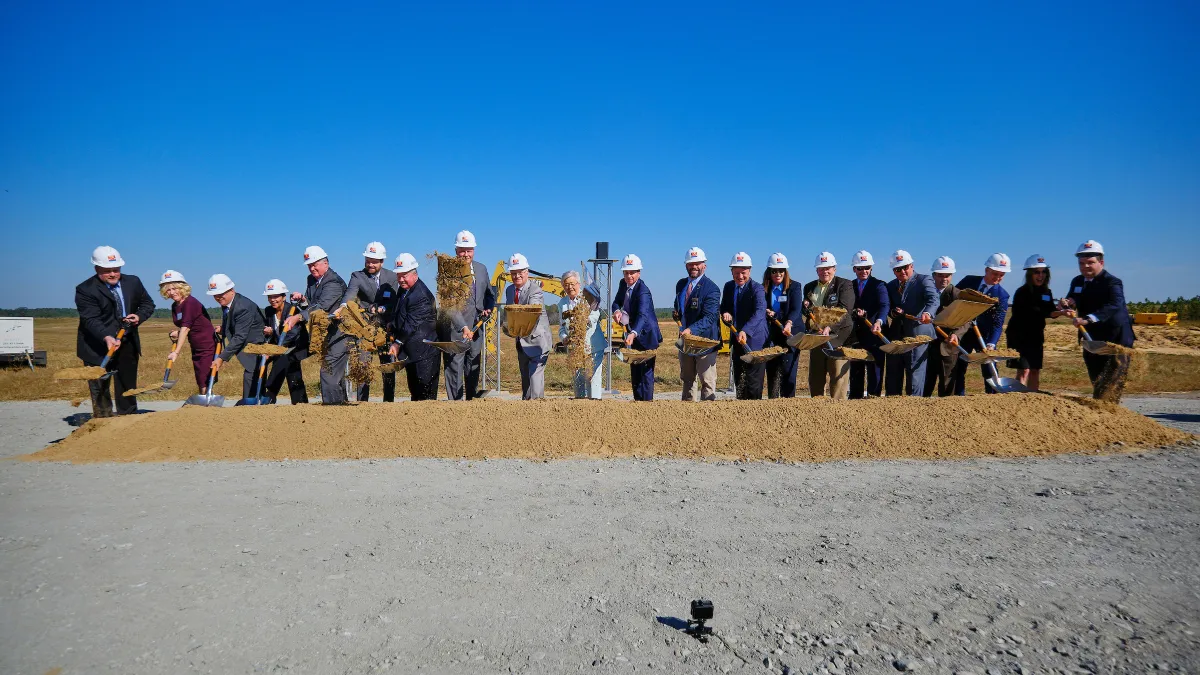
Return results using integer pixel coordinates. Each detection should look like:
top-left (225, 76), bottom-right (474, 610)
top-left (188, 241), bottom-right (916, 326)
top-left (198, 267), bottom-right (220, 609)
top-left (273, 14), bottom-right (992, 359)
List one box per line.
top-left (390, 279), bottom-right (440, 401)
top-left (848, 276), bottom-right (890, 398)
top-left (954, 275), bottom-right (1010, 394)
top-left (885, 273), bottom-right (939, 396)
top-left (613, 278), bottom-right (662, 401)
top-left (721, 280), bottom-right (768, 399)
top-left (674, 275), bottom-right (722, 346)
top-left (764, 279), bottom-right (805, 398)
top-left (1066, 269), bottom-right (1135, 387)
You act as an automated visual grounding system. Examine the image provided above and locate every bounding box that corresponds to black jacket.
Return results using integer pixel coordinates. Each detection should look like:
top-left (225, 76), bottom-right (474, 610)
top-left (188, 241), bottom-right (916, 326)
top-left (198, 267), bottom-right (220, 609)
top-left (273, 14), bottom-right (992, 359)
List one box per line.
top-left (1065, 269), bottom-right (1135, 346)
top-left (1006, 284), bottom-right (1056, 349)
top-left (801, 276), bottom-right (857, 348)
top-left (762, 279), bottom-right (806, 348)
top-left (390, 279), bottom-right (438, 364)
top-left (217, 293), bottom-right (267, 371)
top-left (264, 301), bottom-right (310, 360)
top-left (75, 274), bottom-right (156, 364)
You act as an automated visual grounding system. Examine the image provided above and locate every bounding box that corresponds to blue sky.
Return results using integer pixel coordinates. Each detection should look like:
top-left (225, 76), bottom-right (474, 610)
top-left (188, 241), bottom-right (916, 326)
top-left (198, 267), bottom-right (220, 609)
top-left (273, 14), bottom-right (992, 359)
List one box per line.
top-left (2, 1), bottom-right (1198, 308)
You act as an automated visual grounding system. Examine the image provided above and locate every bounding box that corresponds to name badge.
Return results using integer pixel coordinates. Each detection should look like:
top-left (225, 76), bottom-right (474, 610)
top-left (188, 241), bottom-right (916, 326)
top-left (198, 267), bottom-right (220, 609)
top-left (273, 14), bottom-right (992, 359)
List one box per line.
top-left (1073, 286), bottom-right (1083, 293)
top-left (1041, 294), bottom-right (1052, 302)
top-left (828, 294), bottom-right (838, 303)
top-left (383, 291), bottom-right (391, 298)
top-left (175, 312), bottom-right (183, 320)
top-left (779, 294), bottom-right (787, 302)
top-left (689, 298), bottom-right (699, 309)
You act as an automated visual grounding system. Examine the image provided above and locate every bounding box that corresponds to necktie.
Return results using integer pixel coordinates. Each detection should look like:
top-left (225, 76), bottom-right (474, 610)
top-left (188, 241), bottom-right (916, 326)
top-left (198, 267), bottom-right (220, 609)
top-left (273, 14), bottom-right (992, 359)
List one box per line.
top-left (899, 281), bottom-right (907, 298)
top-left (374, 274), bottom-right (379, 290)
top-left (980, 282), bottom-right (989, 294)
top-left (684, 281), bottom-right (694, 305)
top-left (109, 285), bottom-right (126, 317)
top-left (733, 284), bottom-right (740, 323)
top-left (858, 279), bottom-right (865, 296)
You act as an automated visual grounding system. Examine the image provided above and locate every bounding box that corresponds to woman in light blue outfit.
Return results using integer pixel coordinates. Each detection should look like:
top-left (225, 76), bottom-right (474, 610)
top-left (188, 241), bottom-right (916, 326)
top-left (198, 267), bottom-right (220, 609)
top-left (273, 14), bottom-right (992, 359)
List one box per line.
top-left (558, 270), bottom-right (607, 399)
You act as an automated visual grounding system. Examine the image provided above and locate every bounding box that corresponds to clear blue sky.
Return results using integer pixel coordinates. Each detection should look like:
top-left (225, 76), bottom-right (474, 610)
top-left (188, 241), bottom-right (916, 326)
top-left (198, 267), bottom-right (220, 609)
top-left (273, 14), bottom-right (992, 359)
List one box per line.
top-left (2, 1), bottom-right (1198, 308)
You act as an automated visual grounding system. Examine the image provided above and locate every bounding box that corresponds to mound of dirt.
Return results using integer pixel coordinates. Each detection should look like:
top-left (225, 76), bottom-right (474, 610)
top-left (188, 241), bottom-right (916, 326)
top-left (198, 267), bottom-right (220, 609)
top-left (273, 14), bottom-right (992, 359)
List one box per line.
top-left (25, 395), bottom-right (1188, 464)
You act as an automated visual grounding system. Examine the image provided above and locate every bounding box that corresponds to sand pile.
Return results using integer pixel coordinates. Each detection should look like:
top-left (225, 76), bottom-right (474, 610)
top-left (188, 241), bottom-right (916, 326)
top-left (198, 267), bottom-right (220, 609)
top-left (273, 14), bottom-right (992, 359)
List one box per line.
top-left (26, 395), bottom-right (1189, 464)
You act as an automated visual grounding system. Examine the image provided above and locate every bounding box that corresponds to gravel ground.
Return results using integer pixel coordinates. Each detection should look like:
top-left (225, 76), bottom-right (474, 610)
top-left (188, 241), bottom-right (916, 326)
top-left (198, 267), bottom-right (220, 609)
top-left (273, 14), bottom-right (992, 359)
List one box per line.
top-left (1, 398), bottom-right (1198, 675)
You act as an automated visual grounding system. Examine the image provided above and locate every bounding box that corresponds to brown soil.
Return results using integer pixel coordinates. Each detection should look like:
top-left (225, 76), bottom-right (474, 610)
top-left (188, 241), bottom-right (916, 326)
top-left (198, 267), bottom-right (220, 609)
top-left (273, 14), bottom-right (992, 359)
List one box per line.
top-left (339, 301), bottom-right (388, 349)
top-left (620, 348), bottom-right (657, 364)
top-left (891, 336), bottom-right (933, 346)
top-left (564, 300), bottom-right (592, 371)
top-left (53, 366), bottom-right (106, 381)
top-left (966, 348), bottom-right (1020, 364)
top-left (25, 395), bottom-right (1188, 464)
top-left (838, 347), bottom-right (871, 360)
top-left (958, 288), bottom-right (999, 305)
top-left (376, 360), bottom-right (406, 373)
top-left (433, 253), bottom-right (472, 311)
top-left (244, 343), bottom-right (289, 356)
top-left (742, 345), bottom-right (788, 363)
top-left (809, 307), bottom-right (847, 328)
top-left (308, 309), bottom-right (331, 370)
top-left (346, 342), bottom-right (374, 386)
top-left (506, 304), bottom-right (544, 312)
top-left (122, 383), bottom-right (167, 397)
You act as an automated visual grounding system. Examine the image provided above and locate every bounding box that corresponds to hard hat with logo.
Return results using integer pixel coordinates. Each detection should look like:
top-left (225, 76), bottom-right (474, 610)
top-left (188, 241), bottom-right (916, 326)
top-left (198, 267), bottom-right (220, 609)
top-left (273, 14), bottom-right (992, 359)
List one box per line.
top-left (362, 241), bottom-right (387, 260)
top-left (1075, 240), bottom-right (1104, 256)
top-left (393, 253), bottom-right (419, 273)
top-left (767, 252), bottom-right (789, 269)
top-left (91, 246), bottom-right (125, 268)
top-left (263, 278), bottom-right (289, 296)
top-left (455, 230), bottom-right (477, 248)
top-left (931, 256), bottom-right (956, 274)
top-left (303, 246), bottom-right (328, 265)
top-left (729, 251), bottom-right (752, 267)
top-left (206, 274), bottom-right (234, 295)
top-left (985, 253), bottom-right (1012, 273)
top-left (621, 254), bottom-right (643, 271)
top-left (891, 250), bottom-right (914, 268)
top-left (685, 247), bottom-right (707, 263)
top-left (852, 250), bottom-right (875, 268)
top-left (1023, 254), bottom-right (1049, 270)
top-left (507, 253), bottom-right (529, 271)
top-left (159, 270), bottom-right (187, 285)
top-left (814, 251), bottom-right (836, 269)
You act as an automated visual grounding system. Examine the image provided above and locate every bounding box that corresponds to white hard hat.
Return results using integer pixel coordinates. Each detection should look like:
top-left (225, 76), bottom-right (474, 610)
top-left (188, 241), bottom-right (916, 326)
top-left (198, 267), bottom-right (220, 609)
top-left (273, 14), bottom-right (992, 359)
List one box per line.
top-left (767, 252), bottom-right (789, 269)
top-left (91, 246), bottom-right (125, 268)
top-left (852, 250), bottom-right (875, 268)
top-left (1023, 254), bottom-right (1049, 270)
top-left (455, 230), bottom-right (477, 248)
top-left (685, 246), bottom-right (707, 263)
top-left (931, 256), bottom-right (956, 274)
top-left (393, 253), bottom-right (419, 273)
top-left (814, 251), bottom-right (836, 269)
top-left (303, 245), bottom-right (328, 265)
top-left (1076, 240), bottom-right (1104, 256)
top-left (159, 269), bottom-right (186, 285)
top-left (729, 251), bottom-right (752, 267)
top-left (263, 278), bottom-right (288, 295)
top-left (985, 253), bottom-right (1012, 273)
top-left (362, 241), bottom-right (387, 260)
top-left (621, 254), bottom-right (643, 271)
top-left (507, 253), bottom-right (529, 271)
top-left (206, 274), bottom-right (234, 295)
top-left (891, 250), bottom-right (914, 268)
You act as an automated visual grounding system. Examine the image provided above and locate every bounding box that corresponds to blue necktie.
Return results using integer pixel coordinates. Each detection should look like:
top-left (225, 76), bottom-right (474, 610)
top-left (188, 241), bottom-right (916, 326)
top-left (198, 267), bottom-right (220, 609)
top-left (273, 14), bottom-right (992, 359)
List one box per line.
top-left (109, 284), bottom-right (126, 316)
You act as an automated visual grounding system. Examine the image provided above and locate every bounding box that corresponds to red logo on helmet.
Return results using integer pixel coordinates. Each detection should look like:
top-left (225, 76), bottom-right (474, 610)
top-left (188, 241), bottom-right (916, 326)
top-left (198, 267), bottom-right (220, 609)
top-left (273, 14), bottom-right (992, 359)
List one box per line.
top-left (736, 254), bottom-right (745, 262)
top-left (625, 258), bottom-right (634, 265)
top-left (107, 254), bottom-right (117, 261)
top-left (820, 255), bottom-right (829, 262)
top-left (304, 253), bottom-right (311, 260)
top-left (1037, 257), bottom-right (1045, 263)
top-left (690, 251), bottom-right (698, 258)
top-left (209, 282), bottom-right (217, 289)
top-left (368, 246), bottom-right (376, 253)
top-left (859, 255), bottom-right (867, 261)
top-left (941, 261), bottom-right (949, 268)
top-left (1084, 242), bottom-right (1094, 249)
top-left (267, 284), bottom-right (274, 290)
top-left (896, 254), bottom-right (904, 261)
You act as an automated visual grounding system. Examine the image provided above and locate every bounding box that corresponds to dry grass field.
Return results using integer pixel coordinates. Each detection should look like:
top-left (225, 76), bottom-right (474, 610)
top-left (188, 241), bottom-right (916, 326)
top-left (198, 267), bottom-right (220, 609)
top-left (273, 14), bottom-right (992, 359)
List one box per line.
top-left (2, 318), bottom-right (1199, 401)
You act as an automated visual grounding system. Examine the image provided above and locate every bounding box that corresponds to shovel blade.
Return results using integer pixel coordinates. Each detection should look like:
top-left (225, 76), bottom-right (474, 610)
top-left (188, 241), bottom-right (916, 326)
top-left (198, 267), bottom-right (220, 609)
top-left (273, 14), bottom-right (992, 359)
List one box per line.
top-left (161, 380), bottom-right (177, 390)
top-left (1082, 340), bottom-right (1119, 356)
top-left (184, 394), bottom-right (225, 407)
top-left (986, 376), bottom-right (1029, 394)
top-left (237, 397), bottom-right (271, 406)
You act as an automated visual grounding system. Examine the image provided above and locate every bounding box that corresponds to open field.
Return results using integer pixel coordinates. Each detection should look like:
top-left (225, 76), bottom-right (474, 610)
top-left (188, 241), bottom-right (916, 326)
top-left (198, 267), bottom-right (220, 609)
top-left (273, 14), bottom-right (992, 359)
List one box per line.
top-left (4, 318), bottom-right (1200, 401)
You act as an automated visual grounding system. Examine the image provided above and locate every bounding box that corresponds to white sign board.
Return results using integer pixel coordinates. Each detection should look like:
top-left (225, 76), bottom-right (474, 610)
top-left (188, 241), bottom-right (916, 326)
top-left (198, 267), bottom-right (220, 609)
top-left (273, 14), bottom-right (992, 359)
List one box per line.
top-left (0, 317), bottom-right (35, 354)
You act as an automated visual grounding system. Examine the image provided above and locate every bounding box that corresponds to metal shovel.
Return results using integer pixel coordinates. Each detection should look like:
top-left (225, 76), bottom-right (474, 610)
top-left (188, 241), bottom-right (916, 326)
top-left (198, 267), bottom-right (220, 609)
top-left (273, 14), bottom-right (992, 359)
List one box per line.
top-left (122, 341), bottom-right (179, 396)
top-left (96, 323), bottom-right (130, 381)
top-left (238, 307), bottom-right (299, 405)
top-left (1078, 327), bottom-right (1122, 356)
top-left (185, 338), bottom-right (226, 407)
top-left (863, 316), bottom-right (929, 356)
top-left (959, 325), bottom-right (1028, 393)
top-left (423, 316), bottom-right (488, 356)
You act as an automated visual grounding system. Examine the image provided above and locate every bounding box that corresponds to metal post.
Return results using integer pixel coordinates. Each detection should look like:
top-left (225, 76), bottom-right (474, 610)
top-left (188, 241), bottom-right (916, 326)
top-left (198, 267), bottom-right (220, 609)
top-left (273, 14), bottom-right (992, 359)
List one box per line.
top-left (588, 242), bottom-right (616, 396)
top-left (495, 303), bottom-right (502, 393)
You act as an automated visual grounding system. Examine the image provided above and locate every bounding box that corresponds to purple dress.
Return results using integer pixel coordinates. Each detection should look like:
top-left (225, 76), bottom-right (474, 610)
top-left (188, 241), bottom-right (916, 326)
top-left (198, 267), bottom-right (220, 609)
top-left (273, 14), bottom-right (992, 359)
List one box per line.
top-left (172, 295), bottom-right (216, 390)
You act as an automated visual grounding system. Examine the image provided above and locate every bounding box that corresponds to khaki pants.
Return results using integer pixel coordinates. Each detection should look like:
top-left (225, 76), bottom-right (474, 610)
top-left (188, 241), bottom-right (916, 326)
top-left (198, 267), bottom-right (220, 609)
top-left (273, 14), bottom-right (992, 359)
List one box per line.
top-left (680, 351), bottom-right (718, 401)
top-left (808, 351), bottom-right (849, 400)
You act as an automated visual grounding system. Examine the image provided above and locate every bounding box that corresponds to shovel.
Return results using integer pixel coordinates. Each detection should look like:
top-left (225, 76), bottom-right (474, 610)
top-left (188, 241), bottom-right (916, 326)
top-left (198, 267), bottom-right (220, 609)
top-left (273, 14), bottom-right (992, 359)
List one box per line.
top-left (965, 324), bottom-right (1028, 394)
top-left (423, 315), bottom-right (488, 356)
top-left (1078, 327), bottom-right (1122, 356)
top-left (122, 340), bottom-right (179, 396)
top-left (238, 307), bottom-right (299, 405)
top-left (874, 314), bottom-right (934, 355)
top-left (185, 338), bottom-right (226, 407)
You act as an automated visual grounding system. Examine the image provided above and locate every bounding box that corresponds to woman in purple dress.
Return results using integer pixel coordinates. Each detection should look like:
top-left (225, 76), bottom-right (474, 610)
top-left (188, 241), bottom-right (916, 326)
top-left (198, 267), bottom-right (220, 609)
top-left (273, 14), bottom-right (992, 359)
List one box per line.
top-left (158, 270), bottom-right (217, 391)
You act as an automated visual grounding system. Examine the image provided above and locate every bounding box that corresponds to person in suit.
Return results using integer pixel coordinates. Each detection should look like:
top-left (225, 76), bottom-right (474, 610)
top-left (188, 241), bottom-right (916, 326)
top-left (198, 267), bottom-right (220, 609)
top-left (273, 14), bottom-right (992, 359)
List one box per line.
top-left (760, 253), bottom-right (805, 399)
top-left (846, 250), bottom-right (889, 399)
top-left (339, 241), bottom-right (396, 402)
top-left (923, 257), bottom-right (969, 397)
top-left (503, 253), bottom-right (553, 400)
top-left (284, 246), bottom-right (349, 404)
top-left (262, 279), bottom-right (309, 404)
top-left (673, 246), bottom-right (722, 401)
top-left (884, 250), bottom-right (939, 397)
top-left (612, 253), bottom-right (662, 401)
top-left (74, 246), bottom-right (156, 417)
top-left (439, 231), bottom-right (496, 401)
top-left (557, 270), bottom-right (606, 399)
top-left (802, 252), bottom-right (856, 399)
top-left (206, 274), bottom-right (267, 401)
top-left (953, 253), bottom-right (1012, 395)
top-left (1062, 240), bottom-right (1135, 399)
top-left (720, 251), bottom-right (768, 400)
top-left (1006, 254), bottom-right (1065, 392)
top-left (387, 253), bottom-right (441, 401)
top-left (159, 270), bottom-right (217, 393)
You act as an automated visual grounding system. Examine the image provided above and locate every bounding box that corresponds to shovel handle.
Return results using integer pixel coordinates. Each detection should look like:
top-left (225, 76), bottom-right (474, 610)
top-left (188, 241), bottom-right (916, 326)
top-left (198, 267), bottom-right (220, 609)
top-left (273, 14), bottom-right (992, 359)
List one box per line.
top-left (859, 316), bottom-right (890, 345)
top-left (937, 326), bottom-right (973, 358)
top-left (1077, 325), bottom-right (1094, 342)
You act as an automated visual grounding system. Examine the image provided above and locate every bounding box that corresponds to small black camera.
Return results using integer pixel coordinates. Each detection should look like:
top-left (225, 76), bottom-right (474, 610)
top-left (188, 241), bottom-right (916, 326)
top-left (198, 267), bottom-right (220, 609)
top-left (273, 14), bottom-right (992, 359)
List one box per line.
top-left (687, 599), bottom-right (714, 641)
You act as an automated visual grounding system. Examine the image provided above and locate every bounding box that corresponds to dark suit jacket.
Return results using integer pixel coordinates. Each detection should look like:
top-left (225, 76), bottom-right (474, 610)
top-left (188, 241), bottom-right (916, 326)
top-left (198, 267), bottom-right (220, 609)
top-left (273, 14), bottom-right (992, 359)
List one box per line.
top-left (763, 280), bottom-right (805, 348)
top-left (264, 301), bottom-right (310, 360)
top-left (956, 275), bottom-right (1010, 347)
top-left (720, 280), bottom-right (767, 351)
top-left (885, 274), bottom-right (939, 341)
top-left (390, 278), bottom-right (439, 364)
top-left (217, 293), bottom-right (267, 371)
top-left (1006, 284), bottom-right (1056, 350)
top-left (674, 275), bottom-right (722, 342)
top-left (1065, 269), bottom-right (1134, 346)
top-left (849, 276), bottom-right (890, 348)
top-left (343, 269), bottom-right (397, 312)
top-left (801, 276), bottom-right (856, 348)
top-left (613, 279), bottom-right (662, 350)
top-left (74, 274), bottom-right (156, 364)
top-left (302, 269), bottom-right (348, 344)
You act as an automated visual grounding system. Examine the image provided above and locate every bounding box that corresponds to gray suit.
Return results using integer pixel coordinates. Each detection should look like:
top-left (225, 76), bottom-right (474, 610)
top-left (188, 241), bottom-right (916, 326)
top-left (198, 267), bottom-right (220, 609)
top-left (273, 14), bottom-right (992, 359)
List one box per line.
top-left (300, 269), bottom-right (349, 404)
top-left (503, 282), bottom-right (551, 399)
top-left (439, 259), bottom-right (496, 400)
top-left (342, 268), bottom-right (397, 402)
top-left (217, 293), bottom-right (267, 400)
top-left (884, 272), bottom-right (939, 396)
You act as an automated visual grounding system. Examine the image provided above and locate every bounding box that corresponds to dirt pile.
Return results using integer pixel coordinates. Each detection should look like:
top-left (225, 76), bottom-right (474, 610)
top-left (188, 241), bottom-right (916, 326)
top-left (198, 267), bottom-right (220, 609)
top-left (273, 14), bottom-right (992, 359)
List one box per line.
top-left (26, 395), bottom-right (1189, 464)
top-left (53, 366), bottom-right (106, 381)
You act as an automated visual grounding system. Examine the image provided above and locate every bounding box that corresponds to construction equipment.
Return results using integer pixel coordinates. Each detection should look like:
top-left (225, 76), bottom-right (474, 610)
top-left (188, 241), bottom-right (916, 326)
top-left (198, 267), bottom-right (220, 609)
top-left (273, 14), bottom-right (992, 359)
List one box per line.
top-left (1133, 312), bottom-right (1178, 326)
top-left (185, 337), bottom-right (226, 407)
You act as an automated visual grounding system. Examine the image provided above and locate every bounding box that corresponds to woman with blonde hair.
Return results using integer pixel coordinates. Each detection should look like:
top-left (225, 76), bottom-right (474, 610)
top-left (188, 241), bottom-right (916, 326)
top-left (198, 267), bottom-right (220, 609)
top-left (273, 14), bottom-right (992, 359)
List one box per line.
top-left (158, 270), bottom-right (217, 391)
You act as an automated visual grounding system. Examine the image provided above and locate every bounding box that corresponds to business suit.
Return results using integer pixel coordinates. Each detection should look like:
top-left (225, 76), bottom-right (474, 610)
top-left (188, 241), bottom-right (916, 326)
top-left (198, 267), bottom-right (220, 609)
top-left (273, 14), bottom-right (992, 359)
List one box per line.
top-left (300, 269), bottom-right (349, 404)
top-left (390, 278), bottom-right (441, 401)
top-left (506, 282), bottom-right (552, 399)
top-left (720, 280), bottom-right (767, 399)
top-left (74, 274), bottom-right (156, 416)
top-left (761, 279), bottom-right (805, 398)
top-left (674, 275), bottom-right (722, 401)
top-left (1066, 269), bottom-right (1135, 397)
top-left (848, 276), bottom-right (890, 398)
top-left (952, 276), bottom-right (1010, 395)
top-left (263, 301), bottom-right (310, 404)
top-left (923, 285), bottom-right (970, 398)
top-left (558, 295), bottom-right (606, 399)
top-left (217, 293), bottom-right (268, 401)
top-left (884, 273), bottom-right (938, 396)
top-left (343, 268), bottom-right (397, 402)
top-left (613, 278), bottom-right (662, 401)
top-left (439, 259), bottom-right (496, 400)
top-left (802, 276), bottom-right (856, 399)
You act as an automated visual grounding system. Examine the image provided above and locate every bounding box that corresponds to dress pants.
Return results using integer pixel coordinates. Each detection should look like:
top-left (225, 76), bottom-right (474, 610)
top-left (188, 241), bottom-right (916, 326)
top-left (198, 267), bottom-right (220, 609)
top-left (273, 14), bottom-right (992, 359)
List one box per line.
top-left (765, 348), bottom-right (799, 399)
top-left (923, 342), bottom-right (958, 397)
top-left (237, 357), bottom-right (265, 401)
top-left (1084, 351), bottom-right (1132, 401)
top-left (87, 343), bottom-right (139, 417)
top-left (443, 339), bottom-right (483, 400)
top-left (189, 349), bottom-right (215, 392)
top-left (680, 351), bottom-right (718, 401)
top-left (731, 345), bottom-right (765, 400)
top-left (406, 355), bottom-right (441, 401)
top-left (320, 338), bottom-right (349, 404)
top-left (516, 343), bottom-right (547, 400)
top-left (808, 351), bottom-right (849, 399)
top-left (264, 354), bottom-right (308, 404)
top-left (848, 346), bottom-right (885, 398)
top-left (952, 343), bottom-right (997, 395)
top-left (630, 357), bottom-right (655, 401)
top-left (885, 345), bottom-right (928, 397)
